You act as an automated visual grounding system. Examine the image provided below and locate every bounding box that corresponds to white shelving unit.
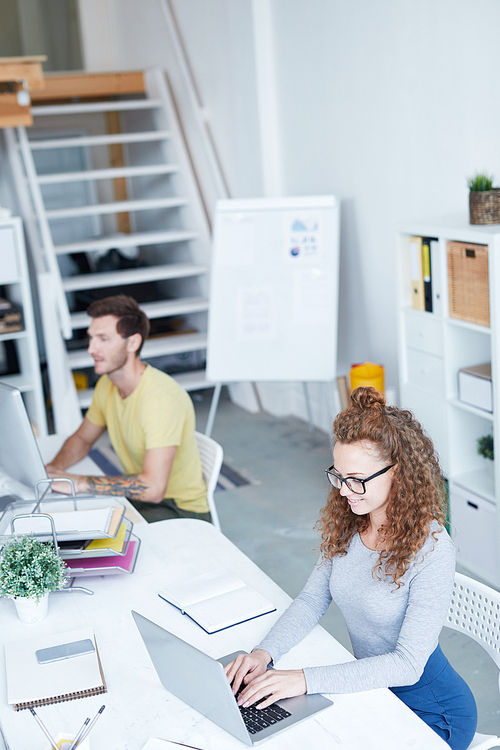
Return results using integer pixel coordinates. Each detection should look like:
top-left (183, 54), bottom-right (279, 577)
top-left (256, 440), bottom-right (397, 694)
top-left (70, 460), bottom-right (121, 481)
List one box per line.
top-left (397, 218), bottom-right (500, 587)
top-left (0, 216), bottom-right (47, 436)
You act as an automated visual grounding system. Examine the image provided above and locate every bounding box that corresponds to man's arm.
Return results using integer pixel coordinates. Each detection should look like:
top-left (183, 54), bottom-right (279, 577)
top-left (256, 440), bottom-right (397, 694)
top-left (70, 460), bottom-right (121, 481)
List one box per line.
top-left (45, 417), bottom-right (106, 473)
top-left (48, 445), bottom-right (177, 502)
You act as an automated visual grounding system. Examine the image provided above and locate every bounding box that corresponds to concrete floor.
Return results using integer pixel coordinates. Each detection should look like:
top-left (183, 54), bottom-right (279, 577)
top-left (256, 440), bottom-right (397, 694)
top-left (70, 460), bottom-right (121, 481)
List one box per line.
top-left (194, 388), bottom-right (500, 740)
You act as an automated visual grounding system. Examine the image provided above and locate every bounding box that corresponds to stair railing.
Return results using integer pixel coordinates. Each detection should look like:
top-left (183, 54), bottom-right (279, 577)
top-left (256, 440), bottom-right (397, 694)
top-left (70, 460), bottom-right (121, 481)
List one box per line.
top-left (5, 126), bottom-right (72, 339)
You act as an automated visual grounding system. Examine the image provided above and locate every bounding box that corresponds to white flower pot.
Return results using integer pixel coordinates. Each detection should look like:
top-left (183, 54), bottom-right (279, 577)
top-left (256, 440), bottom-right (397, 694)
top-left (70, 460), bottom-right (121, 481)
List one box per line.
top-left (14, 592), bottom-right (49, 623)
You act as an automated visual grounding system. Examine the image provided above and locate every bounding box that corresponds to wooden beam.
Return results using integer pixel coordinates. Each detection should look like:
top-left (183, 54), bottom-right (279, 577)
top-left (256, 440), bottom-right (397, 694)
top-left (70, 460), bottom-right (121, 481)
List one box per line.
top-left (0, 56), bottom-right (46, 90)
top-left (0, 92), bottom-right (32, 127)
top-left (106, 111), bottom-right (131, 234)
top-left (31, 71), bottom-right (145, 102)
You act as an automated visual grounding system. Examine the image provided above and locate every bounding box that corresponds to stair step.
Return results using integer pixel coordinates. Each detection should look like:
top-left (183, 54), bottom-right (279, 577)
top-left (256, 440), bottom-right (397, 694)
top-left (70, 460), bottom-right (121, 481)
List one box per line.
top-left (173, 369), bottom-right (217, 392)
top-left (55, 229), bottom-right (198, 255)
top-left (62, 262), bottom-right (209, 292)
top-left (68, 332), bottom-right (207, 369)
top-left (38, 164), bottom-right (178, 185)
top-left (28, 130), bottom-right (172, 150)
top-left (32, 99), bottom-right (162, 116)
top-left (70, 297), bottom-right (209, 329)
top-left (76, 368), bottom-right (215, 408)
top-left (46, 197), bottom-right (189, 220)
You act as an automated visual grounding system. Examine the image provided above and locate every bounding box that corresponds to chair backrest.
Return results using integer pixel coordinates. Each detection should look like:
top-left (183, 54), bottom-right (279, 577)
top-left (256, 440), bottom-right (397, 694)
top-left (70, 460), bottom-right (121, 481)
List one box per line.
top-left (195, 431), bottom-right (223, 532)
top-left (446, 571), bottom-right (500, 671)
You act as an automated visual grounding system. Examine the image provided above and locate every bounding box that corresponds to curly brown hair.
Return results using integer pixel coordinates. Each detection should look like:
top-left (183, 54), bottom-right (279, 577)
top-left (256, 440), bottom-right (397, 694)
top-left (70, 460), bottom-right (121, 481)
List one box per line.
top-left (317, 386), bottom-right (446, 586)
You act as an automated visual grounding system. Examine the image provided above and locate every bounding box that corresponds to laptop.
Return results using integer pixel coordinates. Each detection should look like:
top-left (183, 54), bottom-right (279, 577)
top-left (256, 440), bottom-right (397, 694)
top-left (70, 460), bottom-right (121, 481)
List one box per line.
top-left (132, 610), bottom-right (333, 746)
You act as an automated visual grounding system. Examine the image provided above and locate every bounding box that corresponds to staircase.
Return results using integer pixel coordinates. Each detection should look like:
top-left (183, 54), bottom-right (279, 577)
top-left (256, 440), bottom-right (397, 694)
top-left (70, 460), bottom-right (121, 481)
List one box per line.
top-left (6, 68), bottom-right (216, 433)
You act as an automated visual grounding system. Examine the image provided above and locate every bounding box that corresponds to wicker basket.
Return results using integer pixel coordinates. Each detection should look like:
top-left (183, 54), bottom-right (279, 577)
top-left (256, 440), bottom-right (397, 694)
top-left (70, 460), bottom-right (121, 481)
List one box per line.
top-left (447, 241), bottom-right (489, 326)
top-left (469, 189), bottom-right (500, 225)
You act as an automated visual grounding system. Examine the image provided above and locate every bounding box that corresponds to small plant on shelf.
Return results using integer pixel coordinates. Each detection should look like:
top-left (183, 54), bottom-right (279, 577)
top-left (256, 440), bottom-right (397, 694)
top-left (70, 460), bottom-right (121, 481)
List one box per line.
top-left (0, 534), bottom-right (69, 602)
top-left (477, 434), bottom-right (494, 461)
top-left (468, 172), bottom-right (494, 191)
top-left (468, 173), bottom-right (500, 224)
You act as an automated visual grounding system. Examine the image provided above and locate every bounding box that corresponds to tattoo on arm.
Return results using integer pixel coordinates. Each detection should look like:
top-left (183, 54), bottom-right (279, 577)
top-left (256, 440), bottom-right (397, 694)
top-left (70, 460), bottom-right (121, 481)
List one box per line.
top-left (86, 475), bottom-right (150, 500)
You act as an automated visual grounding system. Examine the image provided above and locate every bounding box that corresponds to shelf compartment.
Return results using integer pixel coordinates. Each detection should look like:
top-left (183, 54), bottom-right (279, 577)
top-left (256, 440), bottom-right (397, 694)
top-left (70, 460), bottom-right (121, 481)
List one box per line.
top-left (445, 323), bottom-right (491, 400)
top-left (447, 405), bottom-right (494, 479)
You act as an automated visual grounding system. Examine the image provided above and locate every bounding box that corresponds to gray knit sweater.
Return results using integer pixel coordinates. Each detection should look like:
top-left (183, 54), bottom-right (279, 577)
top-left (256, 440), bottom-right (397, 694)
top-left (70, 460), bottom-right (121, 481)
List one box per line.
top-left (257, 521), bottom-right (455, 694)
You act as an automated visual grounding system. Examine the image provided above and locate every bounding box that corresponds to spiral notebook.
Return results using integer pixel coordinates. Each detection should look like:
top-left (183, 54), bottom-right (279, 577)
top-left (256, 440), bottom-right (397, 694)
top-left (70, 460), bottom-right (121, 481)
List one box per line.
top-left (5, 627), bottom-right (107, 711)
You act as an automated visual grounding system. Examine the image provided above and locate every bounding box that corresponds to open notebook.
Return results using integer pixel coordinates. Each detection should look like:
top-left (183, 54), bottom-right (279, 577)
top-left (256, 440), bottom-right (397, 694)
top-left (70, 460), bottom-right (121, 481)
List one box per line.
top-left (5, 627), bottom-right (107, 711)
top-left (159, 569), bottom-right (276, 634)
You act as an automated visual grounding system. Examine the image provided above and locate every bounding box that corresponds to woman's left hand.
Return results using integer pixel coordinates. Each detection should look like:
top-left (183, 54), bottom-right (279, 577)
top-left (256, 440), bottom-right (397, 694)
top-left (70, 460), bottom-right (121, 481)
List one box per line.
top-left (236, 669), bottom-right (307, 710)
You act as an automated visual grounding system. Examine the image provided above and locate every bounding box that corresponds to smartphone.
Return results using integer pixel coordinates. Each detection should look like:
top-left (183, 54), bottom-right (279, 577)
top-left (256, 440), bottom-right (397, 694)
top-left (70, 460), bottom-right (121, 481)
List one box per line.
top-left (36, 639), bottom-right (95, 664)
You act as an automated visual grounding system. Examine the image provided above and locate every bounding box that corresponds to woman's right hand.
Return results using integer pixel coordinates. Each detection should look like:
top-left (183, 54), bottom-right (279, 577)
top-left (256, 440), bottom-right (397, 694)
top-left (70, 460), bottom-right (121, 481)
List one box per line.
top-left (224, 649), bottom-right (271, 695)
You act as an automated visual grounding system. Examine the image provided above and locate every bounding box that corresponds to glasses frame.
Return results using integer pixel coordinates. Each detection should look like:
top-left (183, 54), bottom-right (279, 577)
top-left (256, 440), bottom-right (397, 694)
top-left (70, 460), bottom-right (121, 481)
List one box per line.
top-left (324, 463), bottom-right (395, 495)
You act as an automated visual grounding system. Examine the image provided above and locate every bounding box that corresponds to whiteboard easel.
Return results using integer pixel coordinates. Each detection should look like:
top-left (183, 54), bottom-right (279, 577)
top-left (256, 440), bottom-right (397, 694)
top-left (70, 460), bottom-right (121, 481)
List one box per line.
top-left (206, 196), bottom-right (340, 428)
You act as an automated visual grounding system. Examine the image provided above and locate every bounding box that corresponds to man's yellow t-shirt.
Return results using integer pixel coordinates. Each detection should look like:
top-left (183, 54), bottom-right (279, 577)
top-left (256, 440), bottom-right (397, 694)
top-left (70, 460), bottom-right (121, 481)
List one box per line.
top-left (86, 365), bottom-right (208, 513)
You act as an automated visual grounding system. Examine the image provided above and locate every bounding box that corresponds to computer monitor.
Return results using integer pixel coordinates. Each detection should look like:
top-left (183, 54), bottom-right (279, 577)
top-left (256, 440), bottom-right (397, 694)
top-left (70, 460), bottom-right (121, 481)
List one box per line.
top-left (0, 382), bottom-right (47, 488)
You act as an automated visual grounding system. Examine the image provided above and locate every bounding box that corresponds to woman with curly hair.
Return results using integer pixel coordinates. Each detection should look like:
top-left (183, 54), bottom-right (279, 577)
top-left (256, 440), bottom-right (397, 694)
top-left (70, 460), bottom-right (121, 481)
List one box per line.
top-left (225, 386), bottom-right (477, 749)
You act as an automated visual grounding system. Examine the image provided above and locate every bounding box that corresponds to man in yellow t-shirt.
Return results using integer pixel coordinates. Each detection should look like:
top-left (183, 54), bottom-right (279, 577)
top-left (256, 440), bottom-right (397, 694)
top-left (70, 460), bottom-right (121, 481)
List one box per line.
top-left (45, 296), bottom-right (209, 523)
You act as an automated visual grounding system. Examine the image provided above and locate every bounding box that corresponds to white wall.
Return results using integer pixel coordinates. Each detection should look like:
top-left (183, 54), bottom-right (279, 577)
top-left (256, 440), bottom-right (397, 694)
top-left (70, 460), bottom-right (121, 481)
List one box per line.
top-left (271, 0), bottom-right (500, 392)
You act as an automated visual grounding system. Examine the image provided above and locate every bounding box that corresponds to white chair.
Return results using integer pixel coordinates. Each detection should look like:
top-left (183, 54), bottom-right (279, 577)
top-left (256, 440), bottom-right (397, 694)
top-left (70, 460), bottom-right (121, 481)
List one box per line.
top-left (195, 431), bottom-right (223, 532)
top-left (445, 572), bottom-right (500, 749)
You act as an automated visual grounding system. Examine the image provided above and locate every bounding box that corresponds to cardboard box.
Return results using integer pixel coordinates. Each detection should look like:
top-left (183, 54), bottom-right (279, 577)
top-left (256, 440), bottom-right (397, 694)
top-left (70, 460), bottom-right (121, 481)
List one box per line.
top-left (458, 363), bottom-right (492, 412)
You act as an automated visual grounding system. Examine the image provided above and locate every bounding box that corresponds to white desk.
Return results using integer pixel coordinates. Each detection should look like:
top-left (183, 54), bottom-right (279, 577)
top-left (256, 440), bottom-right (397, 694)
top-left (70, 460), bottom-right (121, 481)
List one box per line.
top-left (0, 520), bottom-right (449, 749)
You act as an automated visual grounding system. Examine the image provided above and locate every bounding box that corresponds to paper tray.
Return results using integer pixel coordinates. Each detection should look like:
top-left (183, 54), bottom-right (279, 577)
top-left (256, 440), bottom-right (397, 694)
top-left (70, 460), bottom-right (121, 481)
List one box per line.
top-left (58, 517), bottom-right (134, 559)
top-left (63, 534), bottom-right (141, 576)
top-left (0, 496), bottom-right (126, 542)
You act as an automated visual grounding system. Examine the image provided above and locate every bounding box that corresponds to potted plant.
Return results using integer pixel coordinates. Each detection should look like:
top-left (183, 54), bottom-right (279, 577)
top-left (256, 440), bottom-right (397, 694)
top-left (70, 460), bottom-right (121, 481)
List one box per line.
top-left (0, 535), bottom-right (69, 623)
top-left (477, 434), bottom-right (494, 461)
top-left (468, 172), bottom-right (500, 224)
top-left (477, 434), bottom-right (494, 481)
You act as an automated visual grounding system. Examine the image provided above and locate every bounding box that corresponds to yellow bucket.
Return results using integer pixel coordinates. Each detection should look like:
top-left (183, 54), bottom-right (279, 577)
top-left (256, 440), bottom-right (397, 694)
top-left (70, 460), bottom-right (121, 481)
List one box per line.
top-left (349, 362), bottom-right (384, 394)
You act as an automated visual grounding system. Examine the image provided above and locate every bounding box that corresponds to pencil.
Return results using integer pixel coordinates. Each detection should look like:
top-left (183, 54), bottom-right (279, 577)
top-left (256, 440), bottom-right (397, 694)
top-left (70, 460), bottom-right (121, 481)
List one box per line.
top-left (77, 704), bottom-right (105, 746)
top-left (29, 708), bottom-right (59, 750)
top-left (67, 717), bottom-right (90, 750)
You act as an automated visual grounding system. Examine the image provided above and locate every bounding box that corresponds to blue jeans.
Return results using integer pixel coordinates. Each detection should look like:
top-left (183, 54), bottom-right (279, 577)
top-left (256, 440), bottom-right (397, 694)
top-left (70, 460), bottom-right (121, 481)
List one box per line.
top-left (390, 645), bottom-right (477, 749)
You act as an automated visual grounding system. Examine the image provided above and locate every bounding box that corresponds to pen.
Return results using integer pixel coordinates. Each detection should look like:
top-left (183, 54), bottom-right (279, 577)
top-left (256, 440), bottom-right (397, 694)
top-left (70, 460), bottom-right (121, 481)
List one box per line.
top-left (29, 707), bottom-right (59, 750)
top-left (67, 717), bottom-right (90, 750)
top-left (77, 704), bottom-right (105, 746)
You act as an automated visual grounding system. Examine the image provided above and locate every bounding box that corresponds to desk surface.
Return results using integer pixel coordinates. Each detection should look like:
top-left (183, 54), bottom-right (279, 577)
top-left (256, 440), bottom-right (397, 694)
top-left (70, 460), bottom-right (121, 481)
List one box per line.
top-left (0, 520), bottom-right (449, 749)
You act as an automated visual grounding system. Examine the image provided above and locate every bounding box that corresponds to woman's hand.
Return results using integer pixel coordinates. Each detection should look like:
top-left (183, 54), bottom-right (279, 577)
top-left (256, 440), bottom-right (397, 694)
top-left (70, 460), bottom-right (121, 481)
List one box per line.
top-left (224, 649), bottom-right (270, 695)
top-left (236, 669), bottom-right (307, 710)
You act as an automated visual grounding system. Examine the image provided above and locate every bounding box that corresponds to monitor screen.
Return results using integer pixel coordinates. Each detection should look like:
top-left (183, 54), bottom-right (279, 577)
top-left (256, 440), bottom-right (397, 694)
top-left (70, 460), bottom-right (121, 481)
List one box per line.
top-left (0, 383), bottom-right (47, 488)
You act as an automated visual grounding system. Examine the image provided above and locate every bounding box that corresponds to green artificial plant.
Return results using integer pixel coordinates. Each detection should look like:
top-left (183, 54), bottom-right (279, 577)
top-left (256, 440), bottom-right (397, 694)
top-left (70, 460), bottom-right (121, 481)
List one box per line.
top-left (468, 172), bottom-right (494, 192)
top-left (477, 434), bottom-right (494, 461)
top-left (0, 535), bottom-right (69, 602)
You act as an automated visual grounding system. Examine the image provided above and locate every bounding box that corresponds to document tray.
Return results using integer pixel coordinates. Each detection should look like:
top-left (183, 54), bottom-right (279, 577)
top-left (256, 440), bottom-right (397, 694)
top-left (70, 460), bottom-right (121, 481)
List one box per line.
top-left (0, 496), bottom-right (126, 542)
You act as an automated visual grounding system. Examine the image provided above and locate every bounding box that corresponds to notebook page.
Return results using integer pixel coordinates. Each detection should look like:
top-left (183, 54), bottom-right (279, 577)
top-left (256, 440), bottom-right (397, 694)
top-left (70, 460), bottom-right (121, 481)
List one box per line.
top-left (186, 586), bottom-right (275, 633)
top-left (160, 569), bottom-right (244, 608)
top-left (6, 628), bottom-right (103, 704)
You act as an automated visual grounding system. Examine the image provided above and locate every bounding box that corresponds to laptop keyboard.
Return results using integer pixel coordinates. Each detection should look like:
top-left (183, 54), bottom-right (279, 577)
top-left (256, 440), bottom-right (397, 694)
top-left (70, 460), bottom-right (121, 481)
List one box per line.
top-left (238, 698), bottom-right (291, 735)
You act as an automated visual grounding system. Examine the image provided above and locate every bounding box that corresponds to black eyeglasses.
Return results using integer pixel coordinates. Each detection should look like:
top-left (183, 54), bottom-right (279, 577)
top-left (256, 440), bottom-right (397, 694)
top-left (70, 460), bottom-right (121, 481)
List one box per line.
top-left (324, 464), bottom-right (395, 495)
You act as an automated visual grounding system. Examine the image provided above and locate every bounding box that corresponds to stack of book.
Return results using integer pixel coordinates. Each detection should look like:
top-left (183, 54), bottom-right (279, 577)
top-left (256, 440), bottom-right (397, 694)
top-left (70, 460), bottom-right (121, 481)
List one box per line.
top-left (0, 497), bottom-right (140, 577)
top-left (408, 236), bottom-right (441, 314)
